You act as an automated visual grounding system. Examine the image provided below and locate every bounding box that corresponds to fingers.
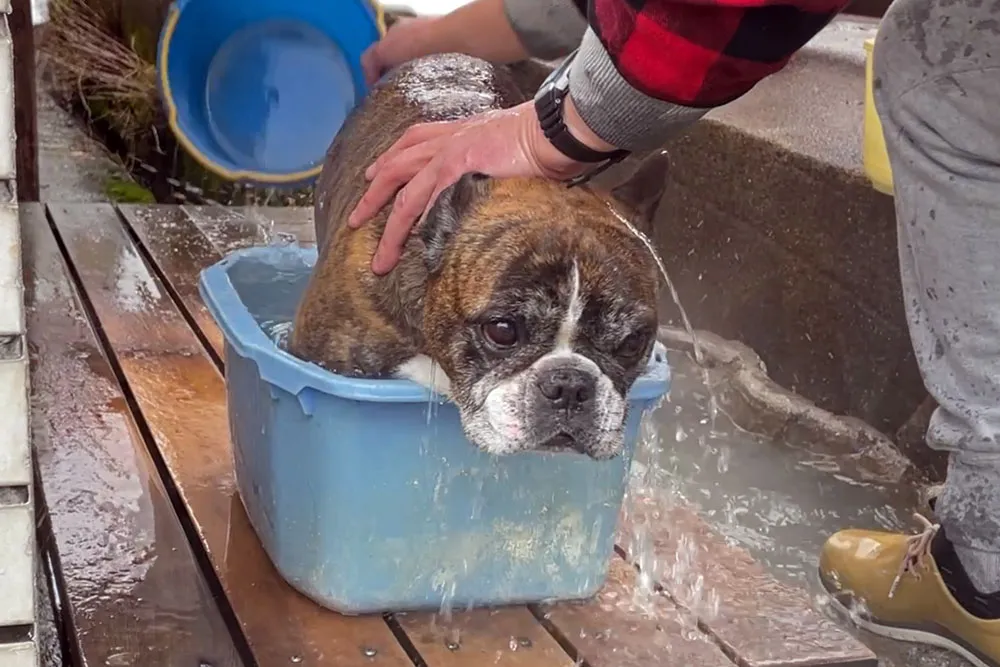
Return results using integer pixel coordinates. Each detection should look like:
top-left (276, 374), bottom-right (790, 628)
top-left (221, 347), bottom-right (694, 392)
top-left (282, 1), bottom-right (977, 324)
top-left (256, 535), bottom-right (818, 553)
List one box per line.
top-left (348, 141), bottom-right (438, 228)
top-left (371, 160), bottom-right (451, 275)
top-left (370, 166), bottom-right (439, 274)
top-left (360, 45), bottom-right (381, 87)
top-left (365, 122), bottom-right (455, 180)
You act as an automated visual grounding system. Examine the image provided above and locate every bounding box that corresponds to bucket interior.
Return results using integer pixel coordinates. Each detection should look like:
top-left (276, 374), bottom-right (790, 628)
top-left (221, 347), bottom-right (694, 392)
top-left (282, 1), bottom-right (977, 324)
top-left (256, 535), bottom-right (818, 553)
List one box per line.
top-left (161, 0), bottom-right (379, 182)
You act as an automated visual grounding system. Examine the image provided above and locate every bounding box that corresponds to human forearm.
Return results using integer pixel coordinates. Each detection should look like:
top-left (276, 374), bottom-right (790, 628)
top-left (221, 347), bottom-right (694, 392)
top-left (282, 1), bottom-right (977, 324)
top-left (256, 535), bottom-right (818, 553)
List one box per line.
top-left (403, 0), bottom-right (528, 64)
top-left (566, 0), bottom-right (850, 152)
top-left (400, 0), bottom-right (587, 64)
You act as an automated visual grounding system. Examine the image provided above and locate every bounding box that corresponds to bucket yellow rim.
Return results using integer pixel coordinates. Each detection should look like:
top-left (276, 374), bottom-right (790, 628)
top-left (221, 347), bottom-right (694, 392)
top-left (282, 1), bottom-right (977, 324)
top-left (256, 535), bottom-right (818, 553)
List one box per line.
top-left (158, 0), bottom-right (387, 185)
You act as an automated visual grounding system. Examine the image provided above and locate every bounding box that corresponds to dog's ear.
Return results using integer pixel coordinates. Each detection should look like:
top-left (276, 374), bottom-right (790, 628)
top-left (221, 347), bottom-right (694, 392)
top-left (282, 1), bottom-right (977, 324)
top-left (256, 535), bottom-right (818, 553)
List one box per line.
top-left (420, 172), bottom-right (490, 274)
top-left (609, 151), bottom-right (670, 236)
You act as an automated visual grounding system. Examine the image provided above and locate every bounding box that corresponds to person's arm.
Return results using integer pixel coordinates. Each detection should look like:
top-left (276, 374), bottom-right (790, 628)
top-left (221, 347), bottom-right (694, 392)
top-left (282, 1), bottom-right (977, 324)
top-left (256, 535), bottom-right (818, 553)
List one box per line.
top-left (503, 0), bottom-right (588, 61)
top-left (417, 0), bottom-right (529, 63)
top-left (364, 0), bottom-right (587, 83)
top-left (568, 0), bottom-right (852, 152)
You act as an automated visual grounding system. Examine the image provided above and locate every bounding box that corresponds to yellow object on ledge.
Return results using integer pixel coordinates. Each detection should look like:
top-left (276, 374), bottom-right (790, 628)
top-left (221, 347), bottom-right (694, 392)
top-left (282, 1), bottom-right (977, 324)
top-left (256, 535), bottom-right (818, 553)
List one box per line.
top-left (863, 36), bottom-right (894, 196)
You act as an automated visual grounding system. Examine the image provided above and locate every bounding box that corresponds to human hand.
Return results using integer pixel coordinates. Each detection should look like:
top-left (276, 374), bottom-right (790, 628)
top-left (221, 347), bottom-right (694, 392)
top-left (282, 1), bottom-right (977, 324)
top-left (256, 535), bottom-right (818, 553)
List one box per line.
top-left (361, 16), bottom-right (438, 86)
top-left (347, 100), bottom-right (593, 274)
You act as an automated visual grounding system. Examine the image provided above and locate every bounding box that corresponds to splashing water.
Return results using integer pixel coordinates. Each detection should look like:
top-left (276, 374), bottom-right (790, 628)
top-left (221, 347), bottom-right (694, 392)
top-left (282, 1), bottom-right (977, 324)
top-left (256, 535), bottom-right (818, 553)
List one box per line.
top-left (604, 198), bottom-right (720, 431)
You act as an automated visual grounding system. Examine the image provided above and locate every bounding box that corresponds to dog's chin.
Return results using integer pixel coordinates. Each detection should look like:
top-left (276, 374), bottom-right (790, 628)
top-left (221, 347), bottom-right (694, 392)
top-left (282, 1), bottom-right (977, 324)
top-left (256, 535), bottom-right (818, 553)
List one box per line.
top-left (454, 370), bottom-right (628, 460)
top-left (538, 432), bottom-right (623, 460)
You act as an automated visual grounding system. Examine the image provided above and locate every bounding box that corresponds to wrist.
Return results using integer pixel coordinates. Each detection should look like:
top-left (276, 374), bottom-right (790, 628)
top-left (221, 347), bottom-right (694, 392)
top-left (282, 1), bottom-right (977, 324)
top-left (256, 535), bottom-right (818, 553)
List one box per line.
top-left (524, 103), bottom-right (586, 176)
top-left (532, 53), bottom-right (630, 180)
top-left (562, 95), bottom-right (619, 153)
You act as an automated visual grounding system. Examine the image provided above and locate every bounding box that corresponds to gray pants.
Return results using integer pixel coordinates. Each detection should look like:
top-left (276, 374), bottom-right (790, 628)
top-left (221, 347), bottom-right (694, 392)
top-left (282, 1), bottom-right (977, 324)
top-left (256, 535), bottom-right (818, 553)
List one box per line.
top-left (875, 0), bottom-right (1000, 591)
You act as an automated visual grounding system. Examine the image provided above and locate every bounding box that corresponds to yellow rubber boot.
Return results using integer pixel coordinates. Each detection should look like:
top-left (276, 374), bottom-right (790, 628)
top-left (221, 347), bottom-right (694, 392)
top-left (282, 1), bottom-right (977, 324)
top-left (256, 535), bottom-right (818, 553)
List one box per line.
top-left (820, 518), bottom-right (1000, 667)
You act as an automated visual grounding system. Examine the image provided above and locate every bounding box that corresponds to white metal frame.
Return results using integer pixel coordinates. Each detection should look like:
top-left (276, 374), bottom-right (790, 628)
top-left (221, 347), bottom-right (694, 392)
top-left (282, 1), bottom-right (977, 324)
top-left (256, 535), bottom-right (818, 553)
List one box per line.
top-left (0, 2), bottom-right (37, 666)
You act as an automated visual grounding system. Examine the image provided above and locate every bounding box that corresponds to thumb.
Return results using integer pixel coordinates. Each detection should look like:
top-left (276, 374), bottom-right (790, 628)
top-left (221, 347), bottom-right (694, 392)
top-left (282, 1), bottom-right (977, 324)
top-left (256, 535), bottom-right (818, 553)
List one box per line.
top-left (361, 45), bottom-right (382, 87)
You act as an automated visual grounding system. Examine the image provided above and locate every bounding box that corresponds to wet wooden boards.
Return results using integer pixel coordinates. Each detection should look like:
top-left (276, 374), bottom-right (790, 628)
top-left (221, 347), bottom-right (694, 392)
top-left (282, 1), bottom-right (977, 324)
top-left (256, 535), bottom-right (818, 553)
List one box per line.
top-left (26, 202), bottom-right (878, 667)
top-left (116, 202), bottom-right (734, 667)
top-left (21, 204), bottom-right (242, 666)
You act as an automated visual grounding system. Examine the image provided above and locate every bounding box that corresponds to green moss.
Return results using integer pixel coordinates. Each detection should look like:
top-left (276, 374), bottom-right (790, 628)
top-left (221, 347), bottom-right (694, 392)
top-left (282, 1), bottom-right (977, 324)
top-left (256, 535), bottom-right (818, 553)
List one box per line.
top-left (103, 175), bottom-right (156, 203)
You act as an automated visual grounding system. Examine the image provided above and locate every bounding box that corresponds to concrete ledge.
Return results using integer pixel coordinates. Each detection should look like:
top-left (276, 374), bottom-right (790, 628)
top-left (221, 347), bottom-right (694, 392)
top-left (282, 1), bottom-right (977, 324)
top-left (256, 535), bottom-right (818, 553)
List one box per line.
top-left (0, 10), bottom-right (36, 667)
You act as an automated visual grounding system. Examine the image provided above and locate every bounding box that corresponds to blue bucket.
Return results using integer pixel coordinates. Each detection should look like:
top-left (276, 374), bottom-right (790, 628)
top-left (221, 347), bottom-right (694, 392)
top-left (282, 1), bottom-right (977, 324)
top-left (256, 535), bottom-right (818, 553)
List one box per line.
top-left (157, 0), bottom-right (385, 187)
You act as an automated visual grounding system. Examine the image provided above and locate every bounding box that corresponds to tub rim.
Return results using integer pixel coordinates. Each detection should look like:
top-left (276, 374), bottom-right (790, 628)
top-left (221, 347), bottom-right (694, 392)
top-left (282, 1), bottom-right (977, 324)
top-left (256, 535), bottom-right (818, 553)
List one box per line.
top-left (199, 245), bottom-right (671, 403)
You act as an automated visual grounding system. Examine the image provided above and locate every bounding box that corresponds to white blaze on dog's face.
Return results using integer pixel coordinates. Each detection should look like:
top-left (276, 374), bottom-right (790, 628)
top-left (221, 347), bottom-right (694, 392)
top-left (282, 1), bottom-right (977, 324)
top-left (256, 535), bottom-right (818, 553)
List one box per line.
top-left (457, 254), bottom-right (657, 460)
top-left (397, 172), bottom-right (663, 460)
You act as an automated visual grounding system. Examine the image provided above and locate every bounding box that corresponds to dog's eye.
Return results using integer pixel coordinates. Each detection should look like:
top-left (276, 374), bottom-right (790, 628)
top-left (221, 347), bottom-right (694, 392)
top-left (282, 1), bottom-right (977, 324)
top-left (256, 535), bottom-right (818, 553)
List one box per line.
top-left (482, 319), bottom-right (518, 348)
top-left (616, 331), bottom-right (647, 359)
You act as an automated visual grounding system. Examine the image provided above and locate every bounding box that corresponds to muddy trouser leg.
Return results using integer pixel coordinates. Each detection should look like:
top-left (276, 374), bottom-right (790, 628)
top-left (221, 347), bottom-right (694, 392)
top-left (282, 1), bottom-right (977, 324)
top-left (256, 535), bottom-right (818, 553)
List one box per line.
top-left (874, 0), bottom-right (1000, 592)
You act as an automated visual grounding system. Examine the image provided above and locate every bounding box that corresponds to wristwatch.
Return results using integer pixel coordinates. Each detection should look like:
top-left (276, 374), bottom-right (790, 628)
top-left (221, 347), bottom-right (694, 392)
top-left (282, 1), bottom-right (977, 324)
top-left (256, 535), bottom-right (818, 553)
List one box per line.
top-left (534, 50), bottom-right (630, 188)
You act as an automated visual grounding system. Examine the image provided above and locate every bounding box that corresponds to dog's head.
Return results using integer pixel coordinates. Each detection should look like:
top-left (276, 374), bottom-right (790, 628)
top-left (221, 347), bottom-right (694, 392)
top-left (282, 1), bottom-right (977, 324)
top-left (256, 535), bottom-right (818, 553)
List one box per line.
top-left (417, 155), bottom-right (668, 459)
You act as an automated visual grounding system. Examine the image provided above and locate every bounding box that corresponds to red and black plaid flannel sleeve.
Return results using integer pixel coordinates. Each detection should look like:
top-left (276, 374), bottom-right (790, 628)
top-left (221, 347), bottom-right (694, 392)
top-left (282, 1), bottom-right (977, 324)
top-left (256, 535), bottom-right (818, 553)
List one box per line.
top-left (590, 0), bottom-right (851, 107)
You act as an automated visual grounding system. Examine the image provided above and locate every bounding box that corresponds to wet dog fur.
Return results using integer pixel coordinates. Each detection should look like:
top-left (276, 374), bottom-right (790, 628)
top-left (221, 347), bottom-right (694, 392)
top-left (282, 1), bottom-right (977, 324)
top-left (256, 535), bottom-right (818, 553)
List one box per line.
top-left (289, 54), bottom-right (669, 459)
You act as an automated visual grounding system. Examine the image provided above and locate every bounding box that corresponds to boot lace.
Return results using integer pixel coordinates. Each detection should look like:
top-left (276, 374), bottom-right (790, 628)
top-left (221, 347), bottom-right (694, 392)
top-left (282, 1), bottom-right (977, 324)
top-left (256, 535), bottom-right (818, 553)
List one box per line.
top-left (888, 513), bottom-right (940, 599)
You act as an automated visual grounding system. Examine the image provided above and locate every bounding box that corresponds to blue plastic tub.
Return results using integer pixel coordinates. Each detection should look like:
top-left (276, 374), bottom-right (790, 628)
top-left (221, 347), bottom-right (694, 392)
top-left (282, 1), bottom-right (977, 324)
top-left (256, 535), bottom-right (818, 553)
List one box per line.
top-left (199, 245), bottom-right (671, 614)
top-left (157, 0), bottom-right (383, 187)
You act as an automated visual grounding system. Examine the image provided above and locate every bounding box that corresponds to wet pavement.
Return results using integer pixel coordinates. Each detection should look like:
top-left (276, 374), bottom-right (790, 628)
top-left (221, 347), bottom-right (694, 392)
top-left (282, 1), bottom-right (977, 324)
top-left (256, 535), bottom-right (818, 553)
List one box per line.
top-left (657, 349), bottom-right (969, 667)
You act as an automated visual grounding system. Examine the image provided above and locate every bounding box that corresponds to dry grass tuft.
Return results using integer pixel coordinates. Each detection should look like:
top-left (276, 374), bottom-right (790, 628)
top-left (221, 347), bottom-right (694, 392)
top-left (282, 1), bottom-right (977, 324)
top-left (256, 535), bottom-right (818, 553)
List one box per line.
top-left (41, 0), bottom-right (159, 148)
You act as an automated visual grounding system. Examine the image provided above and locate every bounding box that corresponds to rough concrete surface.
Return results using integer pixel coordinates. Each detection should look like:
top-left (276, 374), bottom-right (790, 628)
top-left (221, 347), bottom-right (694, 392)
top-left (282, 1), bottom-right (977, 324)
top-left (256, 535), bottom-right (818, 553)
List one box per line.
top-left (35, 73), bottom-right (126, 203)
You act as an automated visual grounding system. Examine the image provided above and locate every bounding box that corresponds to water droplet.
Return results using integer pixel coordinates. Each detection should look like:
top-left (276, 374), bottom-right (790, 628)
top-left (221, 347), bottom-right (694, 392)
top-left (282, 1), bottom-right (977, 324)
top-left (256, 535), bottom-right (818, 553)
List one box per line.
top-left (362, 647), bottom-right (378, 658)
top-left (508, 637), bottom-right (519, 651)
top-left (517, 637), bottom-right (532, 648)
top-left (445, 641), bottom-right (460, 651)
top-left (290, 656), bottom-right (302, 664)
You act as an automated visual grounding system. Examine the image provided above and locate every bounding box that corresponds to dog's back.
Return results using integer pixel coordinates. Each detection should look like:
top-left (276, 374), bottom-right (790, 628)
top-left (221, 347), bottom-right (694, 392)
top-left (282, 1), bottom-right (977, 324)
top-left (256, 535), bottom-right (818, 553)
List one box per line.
top-left (290, 55), bottom-right (527, 376)
top-left (312, 55), bottom-right (526, 251)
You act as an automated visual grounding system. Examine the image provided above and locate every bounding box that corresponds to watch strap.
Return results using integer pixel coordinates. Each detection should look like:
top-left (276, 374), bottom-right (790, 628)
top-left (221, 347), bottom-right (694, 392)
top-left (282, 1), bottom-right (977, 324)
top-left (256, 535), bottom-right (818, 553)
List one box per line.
top-left (534, 53), bottom-right (630, 187)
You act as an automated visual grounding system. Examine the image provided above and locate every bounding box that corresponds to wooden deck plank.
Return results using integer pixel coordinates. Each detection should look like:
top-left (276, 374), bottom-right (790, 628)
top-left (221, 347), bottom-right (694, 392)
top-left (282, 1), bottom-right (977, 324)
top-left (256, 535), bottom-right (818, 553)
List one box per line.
top-left (179, 205), bottom-right (316, 252)
top-left (161, 204), bottom-right (742, 667)
top-left (539, 559), bottom-right (733, 667)
top-left (20, 204), bottom-right (243, 666)
top-left (395, 610), bottom-right (574, 667)
top-left (46, 202), bottom-right (414, 667)
top-left (617, 490), bottom-right (877, 667)
top-left (116, 204), bottom-right (225, 355)
top-left (123, 204), bottom-right (580, 667)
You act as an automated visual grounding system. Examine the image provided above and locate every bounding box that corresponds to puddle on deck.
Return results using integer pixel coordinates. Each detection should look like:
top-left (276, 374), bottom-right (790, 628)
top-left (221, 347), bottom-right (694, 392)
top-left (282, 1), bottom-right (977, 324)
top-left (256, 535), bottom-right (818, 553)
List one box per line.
top-left (657, 347), bottom-right (966, 667)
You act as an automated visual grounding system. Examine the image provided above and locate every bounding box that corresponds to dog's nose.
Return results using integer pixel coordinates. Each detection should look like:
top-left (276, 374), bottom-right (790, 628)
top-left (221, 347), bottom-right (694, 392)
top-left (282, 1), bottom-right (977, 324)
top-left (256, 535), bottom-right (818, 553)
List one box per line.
top-left (536, 368), bottom-right (595, 411)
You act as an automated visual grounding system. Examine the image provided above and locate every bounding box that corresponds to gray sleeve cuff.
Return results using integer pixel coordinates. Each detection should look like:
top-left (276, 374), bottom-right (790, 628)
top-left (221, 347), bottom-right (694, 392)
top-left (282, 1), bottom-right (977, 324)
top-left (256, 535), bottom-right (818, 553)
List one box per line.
top-left (568, 29), bottom-right (708, 153)
top-left (503, 0), bottom-right (587, 61)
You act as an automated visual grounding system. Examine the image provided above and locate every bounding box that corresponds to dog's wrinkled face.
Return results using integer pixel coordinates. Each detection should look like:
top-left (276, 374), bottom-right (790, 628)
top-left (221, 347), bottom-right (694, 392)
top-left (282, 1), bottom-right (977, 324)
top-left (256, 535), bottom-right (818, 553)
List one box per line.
top-left (418, 174), bottom-right (661, 460)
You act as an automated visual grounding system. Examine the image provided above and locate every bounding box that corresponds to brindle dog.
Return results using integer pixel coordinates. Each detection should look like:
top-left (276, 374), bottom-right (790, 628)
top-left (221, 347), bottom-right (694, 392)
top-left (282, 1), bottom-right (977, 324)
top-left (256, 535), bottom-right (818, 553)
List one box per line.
top-left (290, 54), bottom-right (669, 459)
